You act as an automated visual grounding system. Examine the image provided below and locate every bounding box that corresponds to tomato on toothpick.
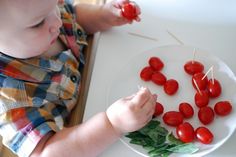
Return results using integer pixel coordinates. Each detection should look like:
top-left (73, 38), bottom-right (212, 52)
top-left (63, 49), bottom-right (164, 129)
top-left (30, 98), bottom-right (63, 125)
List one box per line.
top-left (214, 101), bottom-right (232, 116)
top-left (148, 56), bottom-right (164, 71)
top-left (163, 79), bottom-right (179, 95)
top-left (121, 2), bottom-right (138, 21)
top-left (184, 61), bottom-right (204, 75)
top-left (194, 90), bottom-right (209, 108)
top-left (193, 79), bottom-right (209, 107)
top-left (151, 72), bottom-right (167, 85)
top-left (207, 78), bottom-right (222, 98)
top-left (192, 72), bottom-right (208, 90)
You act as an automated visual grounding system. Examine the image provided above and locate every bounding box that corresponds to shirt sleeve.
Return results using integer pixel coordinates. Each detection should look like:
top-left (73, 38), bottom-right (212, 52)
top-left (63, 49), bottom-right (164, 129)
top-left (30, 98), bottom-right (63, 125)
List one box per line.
top-left (0, 107), bottom-right (59, 157)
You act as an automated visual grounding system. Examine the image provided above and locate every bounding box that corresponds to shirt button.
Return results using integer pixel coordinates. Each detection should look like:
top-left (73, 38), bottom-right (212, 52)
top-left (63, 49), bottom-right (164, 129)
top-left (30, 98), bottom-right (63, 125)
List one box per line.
top-left (77, 29), bottom-right (82, 36)
top-left (70, 75), bottom-right (77, 83)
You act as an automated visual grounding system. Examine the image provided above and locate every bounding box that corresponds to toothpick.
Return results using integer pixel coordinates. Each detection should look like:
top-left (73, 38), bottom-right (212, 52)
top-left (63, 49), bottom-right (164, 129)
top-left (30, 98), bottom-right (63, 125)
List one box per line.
top-left (202, 66), bottom-right (213, 80)
top-left (192, 48), bottom-right (196, 64)
top-left (166, 29), bottom-right (184, 45)
top-left (211, 66), bottom-right (214, 84)
top-left (127, 32), bottom-right (158, 42)
top-left (137, 85), bottom-right (142, 90)
top-left (193, 78), bottom-right (202, 95)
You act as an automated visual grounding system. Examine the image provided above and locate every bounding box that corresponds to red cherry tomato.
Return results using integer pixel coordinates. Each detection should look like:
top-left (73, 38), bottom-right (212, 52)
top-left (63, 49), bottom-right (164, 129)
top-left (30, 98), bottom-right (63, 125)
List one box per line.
top-left (184, 61), bottom-right (204, 75)
top-left (121, 2), bottom-right (138, 20)
top-left (140, 66), bottom-right (153, 81)
top-left (192, 72), bottom-right (208, 90)
top-left (176, 122), bottom-right (195, 143)
top-left (194, 90), bottom-right (209, 108)
top-left (179, 102), bottom-right (194, 118)
top-left (214, 101), bottom-right (232, 116)
top-left (148, 57), bottom-right (164, 71)
top-left (163, 79), bottom-right (179, 95)
top-left (198, 106), bottom-right (214, 125)
top-left (151, 72), bottom-right (167, 85)
top-left (195, 127), bottom-right (214, 144)
top-left (154, 102), bottom-right (164, 116)
top-left (163, 111), bottom-right (183, 126)
top-left (207, 79), bottom-right (222, 98)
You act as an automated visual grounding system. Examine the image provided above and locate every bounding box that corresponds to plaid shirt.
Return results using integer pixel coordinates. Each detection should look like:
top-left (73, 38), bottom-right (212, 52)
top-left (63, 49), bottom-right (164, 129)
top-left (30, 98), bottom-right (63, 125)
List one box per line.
top-left (0, 2), bottom-right (87, 157)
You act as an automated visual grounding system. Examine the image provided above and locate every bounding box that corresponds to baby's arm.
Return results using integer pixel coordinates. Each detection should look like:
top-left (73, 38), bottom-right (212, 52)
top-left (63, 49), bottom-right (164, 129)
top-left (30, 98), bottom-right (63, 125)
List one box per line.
top-left (31, 87), bottom-right (156, 157)
top-left (74, 0), bottom-right (141, 34)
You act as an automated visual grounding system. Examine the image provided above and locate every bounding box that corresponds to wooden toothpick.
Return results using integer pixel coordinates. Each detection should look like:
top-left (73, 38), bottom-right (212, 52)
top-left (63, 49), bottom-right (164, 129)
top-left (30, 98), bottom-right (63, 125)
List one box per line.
top-left (166, 29), bottom-right (184, 45)
top-left (193, 78), bottom-right (202, 95)
top-left (192, 48), bottom-right (196, 64)
top-left (128, 32), bottom-right (158, 42)
top-left (202, 66), bottom-right (213, 80)
top-left (211, 66), bottom-right (214, 84)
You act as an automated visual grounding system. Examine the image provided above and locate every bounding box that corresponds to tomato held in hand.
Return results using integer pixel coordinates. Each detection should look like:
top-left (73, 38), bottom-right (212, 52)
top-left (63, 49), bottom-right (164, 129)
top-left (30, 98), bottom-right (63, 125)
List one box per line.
top-left (163, 111), bottom-right (183, 126)
top-left (192, 72), bottom-right (208, 90)
top-left (194, 90), bottom-right (209, 108)
top-left (195, 127), bottom-right (214, 144)
top-left (148, 56), bottom-right (164, 71)
top-left (121, 2), bottom-right (138, 20)
top-left (184, 61), bottom-right (204, 75)
top-left (151, 72), bottom-right (167, 85)
top-left (207, 79), bottom-right (222, 98)
top-left (198, 106), bottom-right (214, 125)
top-left (176, 122), bottom-right (195, 143)
top-left (164, 79), bottom-right (179, 95)
top-left (154, 102), bottom-right (164, 116)
top-left (140, 66), bottom-right (153, 81)
top-left (179, 102), bottom-right (194, 118)
top-left (214, 101), bottom-right (232, 116)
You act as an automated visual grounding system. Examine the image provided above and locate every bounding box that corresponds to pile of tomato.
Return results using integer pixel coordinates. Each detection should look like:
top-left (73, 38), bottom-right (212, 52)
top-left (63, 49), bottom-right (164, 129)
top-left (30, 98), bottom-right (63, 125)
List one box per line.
top-left (140, 56), bottom-right (233, 144)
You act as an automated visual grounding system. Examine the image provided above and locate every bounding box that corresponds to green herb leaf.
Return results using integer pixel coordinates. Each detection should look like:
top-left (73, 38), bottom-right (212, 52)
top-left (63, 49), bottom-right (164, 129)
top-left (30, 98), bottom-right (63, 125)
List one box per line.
top-left (125, 120), bottom-right (199, 157)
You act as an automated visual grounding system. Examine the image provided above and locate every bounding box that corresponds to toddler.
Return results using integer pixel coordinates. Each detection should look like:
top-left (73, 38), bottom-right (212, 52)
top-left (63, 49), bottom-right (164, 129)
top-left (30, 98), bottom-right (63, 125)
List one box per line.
top-left (0, 0), bottom-right (157, 157)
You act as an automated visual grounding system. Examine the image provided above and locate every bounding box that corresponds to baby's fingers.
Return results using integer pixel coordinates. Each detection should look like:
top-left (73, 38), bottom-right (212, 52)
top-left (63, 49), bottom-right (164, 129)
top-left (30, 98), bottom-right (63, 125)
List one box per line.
top-left (131, 87), bottom-right (152, 107)
top-left (141, 94), bottom-right (157, 114)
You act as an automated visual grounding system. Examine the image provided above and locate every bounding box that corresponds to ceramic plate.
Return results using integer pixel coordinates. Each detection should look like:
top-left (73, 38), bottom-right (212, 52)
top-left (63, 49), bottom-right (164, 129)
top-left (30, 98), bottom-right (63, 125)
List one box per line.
top-left (106, 45), bottom-right (236, 157)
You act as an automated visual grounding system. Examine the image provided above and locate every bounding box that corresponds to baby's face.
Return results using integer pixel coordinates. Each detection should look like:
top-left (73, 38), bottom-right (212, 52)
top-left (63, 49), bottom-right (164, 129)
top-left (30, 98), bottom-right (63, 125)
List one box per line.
top-left (0, 0), bottom-right (62, 58)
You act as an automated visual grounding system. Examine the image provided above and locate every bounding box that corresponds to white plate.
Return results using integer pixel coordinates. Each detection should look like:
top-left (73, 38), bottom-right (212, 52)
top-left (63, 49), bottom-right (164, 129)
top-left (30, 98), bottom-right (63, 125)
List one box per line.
top-left (106, 45), bottom-right (236, 157)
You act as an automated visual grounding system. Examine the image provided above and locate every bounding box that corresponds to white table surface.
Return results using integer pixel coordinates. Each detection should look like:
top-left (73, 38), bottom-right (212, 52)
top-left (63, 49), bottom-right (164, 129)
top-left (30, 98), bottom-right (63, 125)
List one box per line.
top-left (84, 0), bottom-right (236, 156)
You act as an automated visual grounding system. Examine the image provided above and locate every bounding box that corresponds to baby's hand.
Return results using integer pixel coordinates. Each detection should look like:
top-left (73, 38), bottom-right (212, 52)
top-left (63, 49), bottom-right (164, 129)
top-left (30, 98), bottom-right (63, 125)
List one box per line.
top-left (101, 0), bottom-right (141, 26)
top-left (106, 87), bottom-right (157, 135)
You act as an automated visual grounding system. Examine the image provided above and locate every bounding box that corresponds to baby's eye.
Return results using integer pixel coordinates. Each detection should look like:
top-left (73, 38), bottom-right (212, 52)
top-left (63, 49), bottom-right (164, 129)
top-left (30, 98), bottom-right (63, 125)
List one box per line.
top-left (31, 19), bottom-right (45, 28)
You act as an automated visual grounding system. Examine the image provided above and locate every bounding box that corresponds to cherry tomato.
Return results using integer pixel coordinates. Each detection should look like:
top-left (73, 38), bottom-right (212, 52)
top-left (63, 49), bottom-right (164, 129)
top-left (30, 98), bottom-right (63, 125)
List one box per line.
top-left (121, 2), bottom-right (138, 20)
top-left (140, 66), bottom-right (153, 81)
top-left (163, 79), bottom-right (179, 95)
top-left (195, 127), bottom-right (214, 144)
top-left (151, 72), bottom-right (167, 85)
top-left (184, 61), bottom-right (204, 75)
top-left (192, 72), bottom-right (208, 90)
top-left (198, 106), bottom-right (214, 125)
top-left (148, 56), bottom-right (164, 71)
top-left (176, 122), bottom-right (195, 143)
top-left (207, 79), bottom-right (222, 98)
top-left (163, 111), bottom-right (183, 126)
top-left (194, 90), bottom-right (209, 108)
top-left (154, 102), bottom-right (164, 116)
top-left (214, 101), bottom-right (232, 116)
top-left (179, 102), bottom-right (194, 118)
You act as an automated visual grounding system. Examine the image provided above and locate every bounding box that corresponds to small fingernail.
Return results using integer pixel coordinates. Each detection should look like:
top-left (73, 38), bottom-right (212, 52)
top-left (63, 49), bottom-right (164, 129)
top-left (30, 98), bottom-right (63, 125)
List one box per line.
top-left (140, 86), bottom-right (146, 90)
